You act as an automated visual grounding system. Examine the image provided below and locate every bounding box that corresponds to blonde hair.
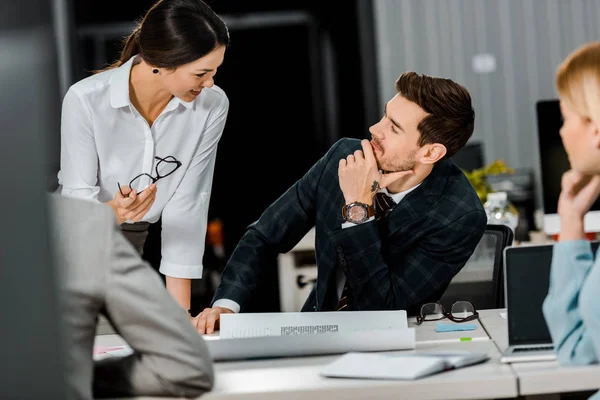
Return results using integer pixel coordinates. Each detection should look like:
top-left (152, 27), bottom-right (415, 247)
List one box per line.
top-left (556, 41), bottom-right (600, 125)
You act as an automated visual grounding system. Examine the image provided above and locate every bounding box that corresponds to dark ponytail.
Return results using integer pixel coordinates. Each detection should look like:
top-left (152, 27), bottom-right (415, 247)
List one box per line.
top-left (110, 25), bottom-right (141, 69)
top-left (97, 0), bottom-right (229, 73)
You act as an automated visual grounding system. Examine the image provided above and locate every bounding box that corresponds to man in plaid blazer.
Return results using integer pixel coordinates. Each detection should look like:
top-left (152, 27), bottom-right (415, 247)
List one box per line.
top-left (193, 72), bottom-right (487, 334)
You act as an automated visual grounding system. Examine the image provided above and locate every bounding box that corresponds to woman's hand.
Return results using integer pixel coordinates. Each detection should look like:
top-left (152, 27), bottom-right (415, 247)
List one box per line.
top-left (557, 170), bottom-right (600, 241)
top-left (558, 171), bottom-right (600, 219)
top-left (108, 184), bottom-right (157, 224)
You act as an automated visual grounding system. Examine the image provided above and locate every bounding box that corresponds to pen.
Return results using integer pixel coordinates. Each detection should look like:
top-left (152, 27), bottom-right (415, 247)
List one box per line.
top-left (418, 337), bottom-right (490, 345)
top-left (459, 337), bottom-right (489, 342)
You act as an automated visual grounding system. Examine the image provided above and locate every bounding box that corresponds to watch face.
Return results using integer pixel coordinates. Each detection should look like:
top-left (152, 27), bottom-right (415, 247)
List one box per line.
top-left (348, 205), bottom-right (367, 222)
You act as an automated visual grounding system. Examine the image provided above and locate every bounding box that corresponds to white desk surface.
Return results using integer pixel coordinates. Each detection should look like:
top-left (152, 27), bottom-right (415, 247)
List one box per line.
top-left (477, 309), bottom-right (508, 352)
top-left (96, 309), bottom-right (600, 399)
top-left (478, 308), bottom-right (600, 396)
top-left (408, 315), bottom-right (489, 344)
top-left (96, 313), bottom-right (518, 400)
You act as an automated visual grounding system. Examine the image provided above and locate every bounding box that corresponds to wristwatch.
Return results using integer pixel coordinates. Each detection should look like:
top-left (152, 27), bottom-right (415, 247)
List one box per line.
top-left (342, 202), bottom-right (375, 224)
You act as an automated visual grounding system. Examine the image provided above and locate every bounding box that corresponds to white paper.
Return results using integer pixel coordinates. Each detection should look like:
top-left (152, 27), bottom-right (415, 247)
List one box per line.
top-left (320, 350), bottom-right (489, 380)
top-left (320, 352), bottom-right (443, 380)
top-left (219, 310), bottom-right (408, 339)
top-left (500, 312), bottom-right (507, 319)
top-left (206, 328), bottom-right (415, 361)
top-left (93, 345), bottom-right (133, 361)
top-left (407, 350), bottom-right (490, 369)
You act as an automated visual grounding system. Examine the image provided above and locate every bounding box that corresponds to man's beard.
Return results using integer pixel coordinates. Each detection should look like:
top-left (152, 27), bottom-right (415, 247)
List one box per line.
top-left (376, 149), bottom-right (417, 173)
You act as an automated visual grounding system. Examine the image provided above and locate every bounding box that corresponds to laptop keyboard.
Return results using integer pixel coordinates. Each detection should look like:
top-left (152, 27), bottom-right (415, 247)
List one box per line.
top-left (513, 346), bottom-right (554, 352)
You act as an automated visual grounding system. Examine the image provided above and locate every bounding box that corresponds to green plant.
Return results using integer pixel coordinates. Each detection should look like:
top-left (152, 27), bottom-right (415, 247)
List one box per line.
top-left (463, 160), bottom-right (514, 203)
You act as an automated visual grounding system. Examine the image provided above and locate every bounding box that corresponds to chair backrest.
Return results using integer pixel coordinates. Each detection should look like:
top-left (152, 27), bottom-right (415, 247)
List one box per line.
top-left (440, 224), bottom-right (514, 310)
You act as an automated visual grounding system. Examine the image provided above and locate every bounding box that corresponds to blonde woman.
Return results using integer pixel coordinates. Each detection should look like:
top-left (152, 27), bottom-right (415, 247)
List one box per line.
top-left (542, 41), bottom-right (600, 393)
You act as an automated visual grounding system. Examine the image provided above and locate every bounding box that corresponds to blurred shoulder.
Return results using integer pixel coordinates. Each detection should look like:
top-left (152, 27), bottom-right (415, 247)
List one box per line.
top-left (47, 194), bottom-right (115, 234)
top-left (197, 84), bottom-right (229, 111)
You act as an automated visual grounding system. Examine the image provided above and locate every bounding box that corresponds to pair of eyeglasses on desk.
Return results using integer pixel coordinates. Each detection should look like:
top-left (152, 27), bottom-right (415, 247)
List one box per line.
top-left (416, 300), bottom-right (479, 325)
top-left (117, 156), bottom-right (182, 198)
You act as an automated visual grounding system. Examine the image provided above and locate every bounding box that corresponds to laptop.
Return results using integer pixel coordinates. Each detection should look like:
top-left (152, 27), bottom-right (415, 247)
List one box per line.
top-left (499, 243), bottom-right (598, 363)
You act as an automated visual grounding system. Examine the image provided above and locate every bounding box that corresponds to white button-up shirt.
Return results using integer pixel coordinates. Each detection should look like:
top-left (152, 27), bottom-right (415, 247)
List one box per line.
top-left (58, 55), bottom-right (229, 279)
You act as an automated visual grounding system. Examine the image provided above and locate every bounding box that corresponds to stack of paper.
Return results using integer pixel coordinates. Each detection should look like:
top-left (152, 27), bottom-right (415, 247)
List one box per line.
top-left (206, 310), bottom-right (415, 361)
top-left (219, 310), bottom-right (409, 338)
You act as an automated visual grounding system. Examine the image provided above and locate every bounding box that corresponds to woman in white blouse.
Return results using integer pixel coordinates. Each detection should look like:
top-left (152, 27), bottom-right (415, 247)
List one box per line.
top-left (58, 0), bottom-right (229, 314)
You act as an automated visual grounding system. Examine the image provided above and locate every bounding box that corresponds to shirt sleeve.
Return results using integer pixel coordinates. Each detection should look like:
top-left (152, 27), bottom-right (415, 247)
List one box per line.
top-left (58, 88), bottom-right (101, 201)
top-left (341, 217), bottom-right (375, 229)
top-left (542, 240), bottom-right (599, 364)
top-left (212, 299), bottom-right (240, 313)
top-left (159, 94), bottom-right (229, 279)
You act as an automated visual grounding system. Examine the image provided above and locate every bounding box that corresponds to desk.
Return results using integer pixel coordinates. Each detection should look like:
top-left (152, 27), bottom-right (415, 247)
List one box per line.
top-left (409, 316), bottom-right (489, 344)
top-left (479, 309), bottom-right (600, 398)
top-left (96, 315), bottom-right (517, 400)
top-left (96, 308), bottom-right (600, 399)
top-left (477, 309), bottom-right (509, 352)
top-left (203, 340), bottom-right (515, 400)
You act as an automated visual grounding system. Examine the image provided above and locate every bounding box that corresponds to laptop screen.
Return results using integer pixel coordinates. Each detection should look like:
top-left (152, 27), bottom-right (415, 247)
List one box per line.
top-left (505, 242), bottom-right (599, 345)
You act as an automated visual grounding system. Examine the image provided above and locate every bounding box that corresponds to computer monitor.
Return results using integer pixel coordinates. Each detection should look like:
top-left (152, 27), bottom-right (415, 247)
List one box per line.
top-left (536, 99), bottom-right (600, 234)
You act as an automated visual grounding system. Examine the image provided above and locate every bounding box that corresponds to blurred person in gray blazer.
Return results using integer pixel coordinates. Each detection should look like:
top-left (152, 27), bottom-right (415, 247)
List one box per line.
top-left (48, 194), bottom-right (213, 399)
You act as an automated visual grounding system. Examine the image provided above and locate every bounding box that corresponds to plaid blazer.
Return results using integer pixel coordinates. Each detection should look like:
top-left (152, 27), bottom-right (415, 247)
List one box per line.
top-left (213, 138), bottom-right (487, 314)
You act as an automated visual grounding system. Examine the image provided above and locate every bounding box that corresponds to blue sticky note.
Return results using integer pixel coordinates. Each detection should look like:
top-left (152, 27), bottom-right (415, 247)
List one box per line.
top-left (435, 322), bottom-right (477, 332)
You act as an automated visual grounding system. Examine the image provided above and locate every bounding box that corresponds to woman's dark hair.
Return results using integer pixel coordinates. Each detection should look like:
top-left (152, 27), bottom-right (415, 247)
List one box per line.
top-left (99, 0), bottom-right (229, 72)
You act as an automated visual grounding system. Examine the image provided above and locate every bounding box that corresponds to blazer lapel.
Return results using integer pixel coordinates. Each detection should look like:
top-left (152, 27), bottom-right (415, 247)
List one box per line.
top-left (384, 160), bottom-right (452, 236)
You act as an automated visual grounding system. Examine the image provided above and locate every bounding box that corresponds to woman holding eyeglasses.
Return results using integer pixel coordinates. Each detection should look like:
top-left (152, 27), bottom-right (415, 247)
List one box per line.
top-left (541, 42), bottom-right (600, 395)
top-left (57, 0), bottom-right (229, 312)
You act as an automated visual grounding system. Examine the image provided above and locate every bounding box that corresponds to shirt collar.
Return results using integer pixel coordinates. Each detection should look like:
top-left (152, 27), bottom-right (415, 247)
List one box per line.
top-left (382, 183), bottom-right (421, 205)
top-left (109, 55), bottom-right (193, 110)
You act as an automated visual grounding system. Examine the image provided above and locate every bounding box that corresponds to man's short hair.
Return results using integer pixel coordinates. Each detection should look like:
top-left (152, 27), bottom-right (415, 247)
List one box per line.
top-left (395, 72), bottom-right (475, 159)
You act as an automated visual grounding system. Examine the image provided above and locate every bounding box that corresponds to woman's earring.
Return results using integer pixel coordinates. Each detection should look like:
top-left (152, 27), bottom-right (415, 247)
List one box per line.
top-left (153, 69), bottom-right (159, 74)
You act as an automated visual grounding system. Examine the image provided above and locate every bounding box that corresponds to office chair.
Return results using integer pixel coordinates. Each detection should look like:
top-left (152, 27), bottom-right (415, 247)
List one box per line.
top-left (440, 224), bottom-right (514, 310)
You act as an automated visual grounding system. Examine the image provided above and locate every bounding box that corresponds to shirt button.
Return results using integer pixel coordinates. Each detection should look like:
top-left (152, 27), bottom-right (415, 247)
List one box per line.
top-left (340, 259), bottom-right (347, 266)
top-left (336, 246), bottom-right (343, 252)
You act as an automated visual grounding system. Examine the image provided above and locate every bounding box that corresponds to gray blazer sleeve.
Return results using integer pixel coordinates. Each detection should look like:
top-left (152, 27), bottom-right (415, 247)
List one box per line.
top-left (93, 223), bottom-right (214, 398)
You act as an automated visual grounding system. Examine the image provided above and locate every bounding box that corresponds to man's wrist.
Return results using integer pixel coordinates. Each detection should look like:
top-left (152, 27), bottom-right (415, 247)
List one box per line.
top-left (213, 299), bottom-right (241, 313)
top-left (345, 196), bottom-right (373, 206)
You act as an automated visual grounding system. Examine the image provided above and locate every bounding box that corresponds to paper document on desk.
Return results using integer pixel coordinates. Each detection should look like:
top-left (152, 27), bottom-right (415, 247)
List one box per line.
top-left (219, 310), bottom-right (408, 339)
top-left (93, 345), bottom-right (133, 361)
top-left (207, 329), bottom-right (416, 361)
top-left (320, 351), bottom-right (489, 380)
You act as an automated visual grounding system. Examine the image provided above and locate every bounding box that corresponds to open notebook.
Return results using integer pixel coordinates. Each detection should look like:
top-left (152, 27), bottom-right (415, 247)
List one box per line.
top-left (320, 351), bottom-right (489, 380)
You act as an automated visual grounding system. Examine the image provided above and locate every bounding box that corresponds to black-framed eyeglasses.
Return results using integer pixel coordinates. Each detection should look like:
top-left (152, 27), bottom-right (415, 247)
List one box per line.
top-left (118, 156), bottom-right (182, 197)
top-left (416, 301), bottom-right (479, 325)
